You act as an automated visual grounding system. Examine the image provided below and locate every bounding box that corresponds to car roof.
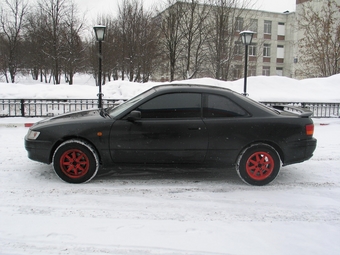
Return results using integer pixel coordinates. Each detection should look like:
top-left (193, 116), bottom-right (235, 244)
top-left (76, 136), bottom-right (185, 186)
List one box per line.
top-left (152, 83), bottom-right (235, 94)
top-left (152, 83), bottom-right (242, 96)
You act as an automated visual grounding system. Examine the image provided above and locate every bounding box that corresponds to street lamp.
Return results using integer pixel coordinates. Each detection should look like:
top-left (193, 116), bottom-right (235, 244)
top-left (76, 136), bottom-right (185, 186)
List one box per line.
top-left (240, 30), bottom-right (254, 96)
top-left (93, 25), bottom-right (106, 108)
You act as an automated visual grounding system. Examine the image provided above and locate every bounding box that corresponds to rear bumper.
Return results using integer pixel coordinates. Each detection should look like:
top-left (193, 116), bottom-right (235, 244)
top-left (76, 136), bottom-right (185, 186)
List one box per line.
top-left (283, 138), bottom-right (317, 166)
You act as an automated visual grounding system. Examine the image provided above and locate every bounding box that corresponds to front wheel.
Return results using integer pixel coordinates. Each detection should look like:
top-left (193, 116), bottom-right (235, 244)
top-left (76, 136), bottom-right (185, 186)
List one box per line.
top-left (236, 144), bottom-right (281, 186)
top-left (52, 140), bottom-right (99, 183)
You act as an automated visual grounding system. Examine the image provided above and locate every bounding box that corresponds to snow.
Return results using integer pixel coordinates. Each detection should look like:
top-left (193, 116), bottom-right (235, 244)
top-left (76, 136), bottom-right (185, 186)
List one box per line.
top-left (1, 73), bottom-right (340, 102)
top-left (0, 74), bottom-right (340, 254)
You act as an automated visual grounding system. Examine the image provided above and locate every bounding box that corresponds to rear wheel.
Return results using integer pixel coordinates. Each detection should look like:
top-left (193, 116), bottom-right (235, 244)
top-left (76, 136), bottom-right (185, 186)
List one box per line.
top-left (236, 144), bottom-right (281, 186)
top-left (52, 140), bottom-right (99, 183)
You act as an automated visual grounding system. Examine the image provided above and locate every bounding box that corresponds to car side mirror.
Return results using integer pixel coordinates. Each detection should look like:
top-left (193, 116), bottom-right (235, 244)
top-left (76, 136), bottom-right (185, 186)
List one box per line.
top-left (127, 110), bottom-right (141, 122)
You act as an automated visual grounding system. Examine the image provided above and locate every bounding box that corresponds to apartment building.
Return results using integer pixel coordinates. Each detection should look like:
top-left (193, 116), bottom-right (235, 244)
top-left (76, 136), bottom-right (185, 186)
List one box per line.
top-left (232, 9), bottom-right (296, 79)
top-left (233, 0), bottom-right (340, 80)
top-left (157, 0), bottom-right (339, 81)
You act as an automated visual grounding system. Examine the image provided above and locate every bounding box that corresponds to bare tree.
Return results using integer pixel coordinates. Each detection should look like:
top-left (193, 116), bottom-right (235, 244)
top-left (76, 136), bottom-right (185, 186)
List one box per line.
top-left (103, 16), bottom-right (120, 83)
top-left (114, 0), bottom-right (159, 82)
top-left (89, 2), bottom-right (159, 84)
top-left (0, 0), bottom-right (28, 83)
top-left (24, 8), bottom-right (55, 83)
top-left (37, 0), bottom-right (69, 84)
top-left (118, 0), bottom-right (140, 81)
top-left (137, 14), bottom-right (160, 82)
top-left (62, 2), bottom-right (86, 85)
top-left (296, 0), bottom-right (340, 78)
top-left (0, 32), bottom-right (9, 82)
top-left (205, 0), bottom-right (253, 81)
top-left (158, 0), bottom-right (186, 81)
top-left (178, 0), bottom-right (211, 79)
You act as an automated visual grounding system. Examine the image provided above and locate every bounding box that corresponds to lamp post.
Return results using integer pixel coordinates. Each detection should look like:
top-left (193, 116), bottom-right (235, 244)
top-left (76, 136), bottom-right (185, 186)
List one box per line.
top-left (240, 30), bottom-right (254, 96)
top-left (93, 25), bottom-right (106, 108)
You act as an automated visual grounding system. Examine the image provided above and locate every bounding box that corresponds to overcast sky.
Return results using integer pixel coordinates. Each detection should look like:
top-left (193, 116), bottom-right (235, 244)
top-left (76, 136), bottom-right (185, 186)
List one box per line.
top-left (77, 0), bottom-right (297, 22)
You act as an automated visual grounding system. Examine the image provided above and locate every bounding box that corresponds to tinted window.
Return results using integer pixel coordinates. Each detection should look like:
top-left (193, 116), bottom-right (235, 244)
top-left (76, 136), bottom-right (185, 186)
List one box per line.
top-left (203, 94), bottom-right (248, 118)
top-left (137, 93), bottom-right (201, 119)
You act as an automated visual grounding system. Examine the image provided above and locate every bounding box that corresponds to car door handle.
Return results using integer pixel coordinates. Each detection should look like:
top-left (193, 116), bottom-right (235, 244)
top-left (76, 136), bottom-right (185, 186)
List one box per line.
top-left (188, 127), bottom-right (201, 131)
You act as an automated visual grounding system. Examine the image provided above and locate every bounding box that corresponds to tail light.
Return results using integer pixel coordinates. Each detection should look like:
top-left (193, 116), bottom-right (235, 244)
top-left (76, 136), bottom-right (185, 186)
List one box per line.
top-left (306, 124), bottom-right (314, 136)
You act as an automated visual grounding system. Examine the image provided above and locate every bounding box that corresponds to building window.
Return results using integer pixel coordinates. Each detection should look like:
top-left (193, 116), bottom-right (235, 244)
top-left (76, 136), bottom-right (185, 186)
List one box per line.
top-left (249, 66), bottom-right (256, 76)
top-left (248, 44), bottom-right (256, 56)
top-left (233, 65), bottom-right (243, 80)
top-left (249, 19), bottom-right (258, 33)
top-left (263, 44), bottom-right (271, 57)
top-left (234, 42), bottom-right (243, 55)
top-left (262, 66), bottom-right (270, 76)
top-left (235, 17), bottom-right (243, 32)
top-left (278, 22), bottom-right (285, 36)
top-left (264, 20), bottom-right (272, 34)
top-left (276, 67), bottom-right (283, 76)
top-left (277, 45), bottom-right (284, 58)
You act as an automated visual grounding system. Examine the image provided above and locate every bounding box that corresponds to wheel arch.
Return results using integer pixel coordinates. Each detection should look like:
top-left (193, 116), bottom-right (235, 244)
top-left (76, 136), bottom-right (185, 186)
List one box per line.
top-left (49, 136), bottom-right (102, 165)
top-left (237, 140), bottom-right (284, 164)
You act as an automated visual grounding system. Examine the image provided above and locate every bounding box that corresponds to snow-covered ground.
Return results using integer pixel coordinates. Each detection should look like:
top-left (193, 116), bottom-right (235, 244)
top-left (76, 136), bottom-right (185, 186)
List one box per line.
top-left (0, 74), bottom-right (340, 254)
top-left (0, 118), bottom-right (340, 255)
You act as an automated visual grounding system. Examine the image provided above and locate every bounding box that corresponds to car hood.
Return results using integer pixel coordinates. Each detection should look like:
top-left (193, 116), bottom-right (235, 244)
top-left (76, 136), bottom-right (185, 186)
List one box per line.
top-left (32, 109), bottom-right (106, 128)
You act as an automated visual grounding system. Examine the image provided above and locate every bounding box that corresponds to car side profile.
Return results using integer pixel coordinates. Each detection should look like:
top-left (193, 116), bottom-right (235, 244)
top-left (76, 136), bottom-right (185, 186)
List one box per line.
top-left (25, 84), bottom-right (317, 185)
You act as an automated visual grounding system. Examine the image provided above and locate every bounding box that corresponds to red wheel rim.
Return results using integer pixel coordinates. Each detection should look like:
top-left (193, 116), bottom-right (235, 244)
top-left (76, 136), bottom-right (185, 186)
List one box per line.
top-left (246, 151), bottom-right (274, 181)
top-left (59, 149), bottom-right (90, 179)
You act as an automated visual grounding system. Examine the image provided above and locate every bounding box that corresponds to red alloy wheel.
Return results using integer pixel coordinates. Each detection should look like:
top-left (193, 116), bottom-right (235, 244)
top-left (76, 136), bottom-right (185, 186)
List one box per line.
top-left (59, 149), bottom-right (90, 179)
top-left (245, 151), bottom-right (274, 181)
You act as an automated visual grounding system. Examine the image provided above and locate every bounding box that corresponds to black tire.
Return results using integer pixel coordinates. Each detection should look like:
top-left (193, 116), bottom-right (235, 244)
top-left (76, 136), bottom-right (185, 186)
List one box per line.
top-left (52, 139), bottom-right (99, 183)
top-left (236, 143), bottom-right (281, 186)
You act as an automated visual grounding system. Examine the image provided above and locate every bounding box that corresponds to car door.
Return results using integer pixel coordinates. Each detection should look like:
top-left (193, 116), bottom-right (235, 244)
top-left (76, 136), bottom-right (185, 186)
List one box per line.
top-left (109, 92), bottom-right (208, 164)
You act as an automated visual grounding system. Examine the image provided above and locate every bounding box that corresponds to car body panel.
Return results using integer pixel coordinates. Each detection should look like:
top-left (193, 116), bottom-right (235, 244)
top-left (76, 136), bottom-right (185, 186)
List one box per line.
top-left (110, 119), bottom-right (208, 163)
top-left (25, 109), bottom-right (114, 164)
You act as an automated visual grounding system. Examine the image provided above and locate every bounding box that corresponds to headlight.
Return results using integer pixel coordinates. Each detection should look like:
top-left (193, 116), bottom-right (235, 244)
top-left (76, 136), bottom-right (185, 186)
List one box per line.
top-left (26, 130), bottom-right (40, 140)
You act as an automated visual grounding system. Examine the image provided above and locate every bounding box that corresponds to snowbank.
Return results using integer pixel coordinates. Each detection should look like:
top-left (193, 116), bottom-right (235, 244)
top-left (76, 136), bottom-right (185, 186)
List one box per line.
top-left (1, 74), bottom-right (340, 102)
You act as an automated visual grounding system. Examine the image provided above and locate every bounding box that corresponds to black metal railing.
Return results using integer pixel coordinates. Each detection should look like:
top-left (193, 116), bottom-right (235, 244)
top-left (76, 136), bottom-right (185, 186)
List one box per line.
top-left (0, 99), bottom-right (126, 117)
top-left (263, 102), bottom-right (340, 118)
top-left (0, 99), bottom-right (339, 118)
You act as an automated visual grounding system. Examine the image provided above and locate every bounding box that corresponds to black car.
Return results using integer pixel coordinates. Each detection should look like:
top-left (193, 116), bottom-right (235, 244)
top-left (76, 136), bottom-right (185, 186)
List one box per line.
top-left (25, 84), bottom-right (317, 185)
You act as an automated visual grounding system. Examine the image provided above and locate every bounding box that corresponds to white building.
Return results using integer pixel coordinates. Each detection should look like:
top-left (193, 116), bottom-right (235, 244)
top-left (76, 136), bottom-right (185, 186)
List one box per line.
top-left (157, 0), bottom-right (340, 81)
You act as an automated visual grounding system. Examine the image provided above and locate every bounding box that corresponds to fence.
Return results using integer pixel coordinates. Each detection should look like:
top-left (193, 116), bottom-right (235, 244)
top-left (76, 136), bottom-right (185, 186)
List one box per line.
top-left (0, 99), bottom-right (339, 118)
top-left (263, 102), bottom-right (340, 118)
top-left (0, 99), bottom-right (126, 117)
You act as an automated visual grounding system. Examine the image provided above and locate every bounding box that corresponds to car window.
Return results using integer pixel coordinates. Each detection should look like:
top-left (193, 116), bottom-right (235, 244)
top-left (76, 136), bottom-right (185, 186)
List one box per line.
top-left (136, 93), bottom-right (201, 119)
top-left (203, 94), bottom-right (249, 118)
top-left (108, 87), bottom-right (155, 118)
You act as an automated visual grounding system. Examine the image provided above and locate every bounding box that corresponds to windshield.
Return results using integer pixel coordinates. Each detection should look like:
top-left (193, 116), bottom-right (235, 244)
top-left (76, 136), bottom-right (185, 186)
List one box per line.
top-left (107, 88), bottom-right (155, 118)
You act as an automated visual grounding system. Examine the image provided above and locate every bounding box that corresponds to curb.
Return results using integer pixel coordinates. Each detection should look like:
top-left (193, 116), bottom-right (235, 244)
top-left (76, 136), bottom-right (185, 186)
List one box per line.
top-left (0, 123), bottom-right (34, 128)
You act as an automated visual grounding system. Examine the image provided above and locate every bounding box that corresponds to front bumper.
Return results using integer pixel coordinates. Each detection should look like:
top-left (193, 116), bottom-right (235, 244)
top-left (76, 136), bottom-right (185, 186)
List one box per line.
top-left (25, 137), bottom-right (53, 164)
